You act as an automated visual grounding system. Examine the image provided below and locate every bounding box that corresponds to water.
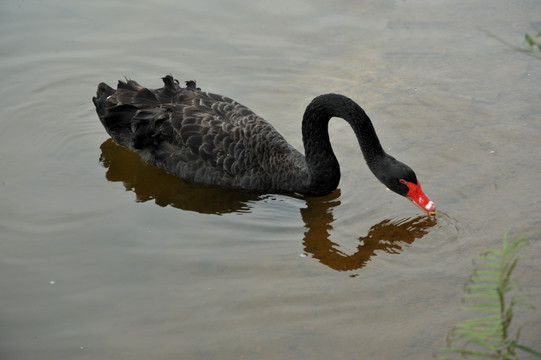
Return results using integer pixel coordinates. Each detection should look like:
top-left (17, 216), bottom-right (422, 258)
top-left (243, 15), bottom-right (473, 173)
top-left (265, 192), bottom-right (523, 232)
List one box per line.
top-left (1, 0), bottom-right (540, 359)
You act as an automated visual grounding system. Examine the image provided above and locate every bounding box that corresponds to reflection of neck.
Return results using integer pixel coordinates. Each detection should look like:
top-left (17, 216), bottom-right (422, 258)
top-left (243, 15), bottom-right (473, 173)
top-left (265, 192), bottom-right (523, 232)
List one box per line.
top-left (301, 195), bottom-right (437, 271)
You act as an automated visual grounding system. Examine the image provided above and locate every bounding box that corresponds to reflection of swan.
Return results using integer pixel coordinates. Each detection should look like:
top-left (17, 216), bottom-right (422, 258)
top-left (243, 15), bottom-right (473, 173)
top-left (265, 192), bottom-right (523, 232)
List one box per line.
top-left (93, 75), bottom-right (435, 213)
top-left (301, 195), bottom-right (438, 271)
top-left (100, 140), bottom-right (437, 271)
top-left (99, 139), bottom-right (262, 214)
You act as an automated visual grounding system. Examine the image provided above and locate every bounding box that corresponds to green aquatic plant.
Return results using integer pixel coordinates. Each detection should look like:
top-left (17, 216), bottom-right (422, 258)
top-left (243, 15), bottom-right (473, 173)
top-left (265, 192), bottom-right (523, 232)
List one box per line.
top-left (525, 33), bottom-right (541, 51)
top-left (525, 22), bottom-right (541, 51)
top-left (435, 233), bottom-right (541, 360)
top-left (477, 23), bottom-right (541, 60)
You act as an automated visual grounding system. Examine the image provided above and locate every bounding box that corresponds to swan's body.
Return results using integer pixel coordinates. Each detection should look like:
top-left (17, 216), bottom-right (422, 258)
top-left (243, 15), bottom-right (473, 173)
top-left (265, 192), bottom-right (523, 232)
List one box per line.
top-left (93, 75), bottom-right (435, 213)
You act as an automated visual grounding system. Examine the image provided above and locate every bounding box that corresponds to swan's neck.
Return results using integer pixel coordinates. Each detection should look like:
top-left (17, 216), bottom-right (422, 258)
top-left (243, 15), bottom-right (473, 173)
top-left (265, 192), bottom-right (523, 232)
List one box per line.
top-left (301, 94), bottom-right (386, 196)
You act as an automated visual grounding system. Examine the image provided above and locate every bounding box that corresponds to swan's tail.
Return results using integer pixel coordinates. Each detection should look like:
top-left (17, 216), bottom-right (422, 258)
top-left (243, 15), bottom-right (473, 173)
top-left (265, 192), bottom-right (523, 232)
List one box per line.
top-left (92, 82), bottom-right (115, 122)
top-left (93, 77), bottom-right (163, 147)
top-left (92, 75), bottom-right (199, 149)
top-left (92, 81), bottom-right (135, 147)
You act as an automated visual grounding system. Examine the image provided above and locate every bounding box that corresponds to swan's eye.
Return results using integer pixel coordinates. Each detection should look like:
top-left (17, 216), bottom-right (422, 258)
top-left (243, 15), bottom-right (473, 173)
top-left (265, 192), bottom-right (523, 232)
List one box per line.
top-left (399, 179), bottom-right (407, 184)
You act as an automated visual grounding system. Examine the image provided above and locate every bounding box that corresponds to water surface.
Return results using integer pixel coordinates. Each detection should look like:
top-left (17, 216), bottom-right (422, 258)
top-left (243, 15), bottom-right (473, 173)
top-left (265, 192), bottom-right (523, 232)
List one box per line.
top-left (1, 1), bottom-right (540, 359)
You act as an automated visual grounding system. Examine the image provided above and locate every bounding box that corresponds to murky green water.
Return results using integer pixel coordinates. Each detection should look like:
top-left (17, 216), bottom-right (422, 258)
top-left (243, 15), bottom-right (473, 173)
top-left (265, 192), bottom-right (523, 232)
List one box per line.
top-left (1, 0), bottom-right (540, 359)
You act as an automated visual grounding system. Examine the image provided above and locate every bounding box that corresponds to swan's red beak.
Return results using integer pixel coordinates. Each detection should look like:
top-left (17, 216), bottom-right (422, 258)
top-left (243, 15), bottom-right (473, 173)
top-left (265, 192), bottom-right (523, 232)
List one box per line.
top-left (402, 180), bottom-right (436, 215)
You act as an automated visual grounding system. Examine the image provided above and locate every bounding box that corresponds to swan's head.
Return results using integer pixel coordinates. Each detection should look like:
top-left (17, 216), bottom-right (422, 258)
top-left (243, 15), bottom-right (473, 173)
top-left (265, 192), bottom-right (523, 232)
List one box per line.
top-left (375, 156), bottom-right (436, 215)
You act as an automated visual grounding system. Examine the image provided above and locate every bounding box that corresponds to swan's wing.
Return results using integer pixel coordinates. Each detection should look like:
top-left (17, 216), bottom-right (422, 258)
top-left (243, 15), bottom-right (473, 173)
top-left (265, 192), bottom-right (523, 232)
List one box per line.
top-left (94, 76), bottom-right (284, 189)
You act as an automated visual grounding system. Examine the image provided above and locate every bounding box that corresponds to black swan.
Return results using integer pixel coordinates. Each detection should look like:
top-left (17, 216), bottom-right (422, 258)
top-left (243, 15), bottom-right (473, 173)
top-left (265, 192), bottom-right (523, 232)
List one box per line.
top-left (93, 75), bottom-right (435, 214)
